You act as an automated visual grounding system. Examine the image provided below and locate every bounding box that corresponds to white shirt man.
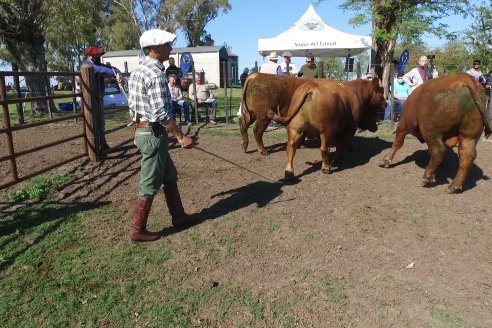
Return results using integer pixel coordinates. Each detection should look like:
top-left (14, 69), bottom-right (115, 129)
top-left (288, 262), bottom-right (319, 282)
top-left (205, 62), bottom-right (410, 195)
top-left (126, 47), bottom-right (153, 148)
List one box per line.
top-left (260, 52), bottom-right (283, 75)
top-left (403, 55), bottom-right (438, 92)
top-left (280, 51), bottom-right (298, 76)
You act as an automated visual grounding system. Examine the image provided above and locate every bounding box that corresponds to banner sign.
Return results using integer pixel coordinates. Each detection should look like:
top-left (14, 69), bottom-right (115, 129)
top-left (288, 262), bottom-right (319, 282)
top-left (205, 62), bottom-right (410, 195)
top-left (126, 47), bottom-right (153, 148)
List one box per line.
top-left (180, 52), bottom-right (193, 76)
top-left (397, 49), bottom-right (409, 75)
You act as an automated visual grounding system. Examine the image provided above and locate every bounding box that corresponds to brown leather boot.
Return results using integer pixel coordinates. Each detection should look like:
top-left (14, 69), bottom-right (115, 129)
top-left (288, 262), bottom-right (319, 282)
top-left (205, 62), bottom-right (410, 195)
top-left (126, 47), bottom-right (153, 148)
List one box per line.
top-left (163, 182), bottom-right (199, 227)
top-left (129, 198), bottom-right (161, 242)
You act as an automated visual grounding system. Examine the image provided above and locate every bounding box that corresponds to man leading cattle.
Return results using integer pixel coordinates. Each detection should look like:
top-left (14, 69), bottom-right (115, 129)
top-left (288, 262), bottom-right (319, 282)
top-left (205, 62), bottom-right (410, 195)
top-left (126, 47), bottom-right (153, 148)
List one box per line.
top-left (127, 29), bottom-right (196, 242)
top-left (379, 73), bottom-right (491, 193)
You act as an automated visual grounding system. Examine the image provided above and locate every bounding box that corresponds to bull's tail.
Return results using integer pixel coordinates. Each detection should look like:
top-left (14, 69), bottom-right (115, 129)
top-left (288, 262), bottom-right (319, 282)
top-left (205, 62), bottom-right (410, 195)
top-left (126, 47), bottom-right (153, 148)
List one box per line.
top-left (240, 78), bottom-right (252, 124)
top-left (468, 80), bottom-right (492, 138)
top-left (267, 83), bottom-right (314, 125)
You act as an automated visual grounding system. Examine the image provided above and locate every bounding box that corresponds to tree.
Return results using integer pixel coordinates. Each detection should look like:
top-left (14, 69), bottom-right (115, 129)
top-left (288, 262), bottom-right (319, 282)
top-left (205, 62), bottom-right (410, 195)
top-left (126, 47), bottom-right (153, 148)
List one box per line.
top-left (45, 0), bottom-right (105, 72)
top-left (162, 0), bottom-right (231, 47)
top-left (430, 40), bottom-right (471, 75)
top-left (463, 0), bottom-right (491, 72)
top-left (0, 0), bottom-right (52, 115)
top-left (319, 0), bottom-right (470, 96)
top-left (101, 0), bottom-right (141, 51)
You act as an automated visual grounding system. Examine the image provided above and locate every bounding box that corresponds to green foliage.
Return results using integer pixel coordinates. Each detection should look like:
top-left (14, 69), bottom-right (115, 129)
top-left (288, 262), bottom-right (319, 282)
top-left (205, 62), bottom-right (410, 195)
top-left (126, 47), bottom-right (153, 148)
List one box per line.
top-left (101, 0), bottom-right (141, 51)
top-left (463, 0), bottom-right (492, 71)
top-left (7, 174), bottom-right (74, 202)
top-left (162, 0), bottom-right (232, 47)
top-left (45, 0), bottom-right (105, 71)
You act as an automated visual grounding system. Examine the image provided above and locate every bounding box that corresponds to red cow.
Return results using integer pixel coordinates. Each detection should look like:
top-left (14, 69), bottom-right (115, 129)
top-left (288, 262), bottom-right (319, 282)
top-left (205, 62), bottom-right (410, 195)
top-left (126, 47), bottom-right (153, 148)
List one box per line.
top-left (269, 78), bottom-right (386, 180)
top-left (238, 73), bottom-right (311, 155)
top-left (379, 73), bottom-right (492, 193)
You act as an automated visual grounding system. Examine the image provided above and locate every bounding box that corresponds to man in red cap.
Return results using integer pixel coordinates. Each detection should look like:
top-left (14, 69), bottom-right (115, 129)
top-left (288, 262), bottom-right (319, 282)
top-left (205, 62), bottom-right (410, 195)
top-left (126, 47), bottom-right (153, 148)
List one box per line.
top-left (82, 47), bottom-right (124, 151)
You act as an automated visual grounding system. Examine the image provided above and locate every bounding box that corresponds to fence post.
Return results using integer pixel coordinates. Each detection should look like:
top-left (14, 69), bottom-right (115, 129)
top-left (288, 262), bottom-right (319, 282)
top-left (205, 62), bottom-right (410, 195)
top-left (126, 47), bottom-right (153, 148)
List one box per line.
top-left (222, 60), bottom-right (229, 123)
top-left (0, 75), bottom-right (19, 182)
top-left (80, 64), bottom-right (100, 161)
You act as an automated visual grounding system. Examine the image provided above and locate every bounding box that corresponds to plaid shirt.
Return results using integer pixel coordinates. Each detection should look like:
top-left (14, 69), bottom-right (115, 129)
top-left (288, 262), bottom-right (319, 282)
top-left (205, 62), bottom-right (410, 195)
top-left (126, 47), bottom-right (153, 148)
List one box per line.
top-left (128, 57), bottom-right (173, 123)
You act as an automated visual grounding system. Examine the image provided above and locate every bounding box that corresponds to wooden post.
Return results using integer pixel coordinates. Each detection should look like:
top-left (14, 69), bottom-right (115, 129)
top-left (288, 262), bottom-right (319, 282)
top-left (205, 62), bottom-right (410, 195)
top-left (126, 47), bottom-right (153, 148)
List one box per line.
top-left (222, 60), bottom-right (229, 124)
top-left (0, 75), bottom-right (18, 182)
top-left (191, 62), bottom-right (199, 125)
top-left (80, 64), bottom-right (99, 161)
top-left (389, 63), bottom-right (395, 122)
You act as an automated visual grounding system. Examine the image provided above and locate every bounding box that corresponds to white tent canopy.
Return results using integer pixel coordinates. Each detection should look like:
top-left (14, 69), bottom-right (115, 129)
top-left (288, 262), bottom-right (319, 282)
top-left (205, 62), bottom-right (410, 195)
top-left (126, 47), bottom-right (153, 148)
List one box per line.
top-left (258, 5), bottom-right (372, 58)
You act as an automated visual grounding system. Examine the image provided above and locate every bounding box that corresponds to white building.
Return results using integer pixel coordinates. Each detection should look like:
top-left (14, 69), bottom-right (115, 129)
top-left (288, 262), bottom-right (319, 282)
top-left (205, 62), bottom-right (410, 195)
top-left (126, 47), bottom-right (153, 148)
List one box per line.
top-left (102, 46), bottom-right (238, 87)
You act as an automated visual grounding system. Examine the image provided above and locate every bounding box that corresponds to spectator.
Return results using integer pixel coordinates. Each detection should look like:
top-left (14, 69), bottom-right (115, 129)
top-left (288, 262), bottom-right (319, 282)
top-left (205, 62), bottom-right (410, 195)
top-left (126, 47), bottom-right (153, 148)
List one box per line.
top-left (384, 73), bottom-right (411, 121)
top-left (165, 57), bottom-right (183, 88)
top-left (127, 28), bottom-right (195, 242)
top-left (403, 55), bottom-right (438, 92)
top-left (188, 73), bottom-right (217, 124)
top-left (298, 56), bottom-right (318, 78)
top-left (260, 52), bottom-right (283, 75)
top-left (168, 74), bottom-right (191, 126)
top-left (82, 47), bottom-right (124, 151)
top-left (466, 59), bottom-right (485, 83)
top-left (280, 51), bottom-right (298, 76)
top-left (240, 68), bottom-right (249, 88)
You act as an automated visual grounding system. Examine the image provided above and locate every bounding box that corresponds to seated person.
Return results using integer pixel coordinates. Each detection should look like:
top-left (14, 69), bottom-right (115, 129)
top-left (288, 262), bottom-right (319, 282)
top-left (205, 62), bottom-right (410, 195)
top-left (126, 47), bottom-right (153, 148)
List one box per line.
top-left (165, 57), bottom-right (183, 89)
top-left (168, 74), bottom-right (191, 125)
top-left (384, 73), bottom-right (411, 121)
top-left (188, 73), bottom-right (217, 124)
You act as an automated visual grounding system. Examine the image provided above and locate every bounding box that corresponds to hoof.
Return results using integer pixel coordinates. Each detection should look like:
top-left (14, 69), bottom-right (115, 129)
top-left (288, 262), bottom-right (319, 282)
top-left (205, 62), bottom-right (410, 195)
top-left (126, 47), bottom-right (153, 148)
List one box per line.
top-left (260, 149), bottom-right (270, 156)
top-left (321, 167), bottom-right (332, 174)
top-left (446, 184), bottom-right (462, 194)
top-left (284, 170), bottom-right (295, 181)
top-left (421, 175), bottom-right (435, 187)
top-left (378, 159), bottom-right (391, 168)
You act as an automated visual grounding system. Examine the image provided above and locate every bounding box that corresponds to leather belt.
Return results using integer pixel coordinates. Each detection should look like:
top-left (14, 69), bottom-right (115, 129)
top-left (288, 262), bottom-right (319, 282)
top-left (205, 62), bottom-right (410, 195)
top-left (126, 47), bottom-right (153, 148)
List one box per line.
top-left (134, 122), bottom-right (154, 128)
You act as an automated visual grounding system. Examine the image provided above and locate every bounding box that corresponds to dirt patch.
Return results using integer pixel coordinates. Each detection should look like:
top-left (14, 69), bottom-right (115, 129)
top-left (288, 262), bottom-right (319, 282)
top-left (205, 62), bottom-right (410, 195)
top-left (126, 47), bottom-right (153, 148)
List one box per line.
top-left (2, 122), bottom-right (492, 326)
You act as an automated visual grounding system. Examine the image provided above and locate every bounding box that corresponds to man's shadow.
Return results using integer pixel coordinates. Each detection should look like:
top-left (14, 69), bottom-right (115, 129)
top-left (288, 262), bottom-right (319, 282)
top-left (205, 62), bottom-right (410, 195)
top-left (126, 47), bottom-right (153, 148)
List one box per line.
top-left (161, 180), bottom-right (283, 237)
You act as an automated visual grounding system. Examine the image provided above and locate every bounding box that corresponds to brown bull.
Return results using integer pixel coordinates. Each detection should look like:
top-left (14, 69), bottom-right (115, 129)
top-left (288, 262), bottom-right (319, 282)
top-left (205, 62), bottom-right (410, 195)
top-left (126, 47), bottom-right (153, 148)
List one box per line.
top-left (238, 73), bottom-right (311, 155)
top-left (379, 73), bottom-right (492, 193)
top-left (269, 78), bottom-right (386, 180)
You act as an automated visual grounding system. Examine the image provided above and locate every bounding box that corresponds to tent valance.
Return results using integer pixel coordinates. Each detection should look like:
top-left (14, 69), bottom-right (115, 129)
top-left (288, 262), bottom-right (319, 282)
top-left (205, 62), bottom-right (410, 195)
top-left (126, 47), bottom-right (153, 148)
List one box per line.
top-left (258, 5), bottom-right (372, 58)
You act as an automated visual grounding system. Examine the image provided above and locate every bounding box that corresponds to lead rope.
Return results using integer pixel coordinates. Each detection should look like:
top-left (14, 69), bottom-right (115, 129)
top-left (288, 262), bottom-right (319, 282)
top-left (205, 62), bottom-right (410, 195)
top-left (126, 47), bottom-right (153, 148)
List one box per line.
top-left (193, 145), bottom-right (280, 184)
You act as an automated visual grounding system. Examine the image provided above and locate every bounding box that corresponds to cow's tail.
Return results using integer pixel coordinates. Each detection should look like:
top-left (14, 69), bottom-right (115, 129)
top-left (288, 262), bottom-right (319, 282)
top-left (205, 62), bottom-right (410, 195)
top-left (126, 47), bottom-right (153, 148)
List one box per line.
top-left (240, 77), bottom-right (252, 124)
top-left (267, 84), bottom-right (313, 125)
top-left (468, 80), bottom-right (492, 138)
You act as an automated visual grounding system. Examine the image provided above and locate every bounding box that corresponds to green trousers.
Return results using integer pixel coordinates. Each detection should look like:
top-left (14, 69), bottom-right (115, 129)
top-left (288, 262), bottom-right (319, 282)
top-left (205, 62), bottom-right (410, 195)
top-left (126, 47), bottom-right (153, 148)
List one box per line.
top-left (135, 126), bottom-right (178, 199)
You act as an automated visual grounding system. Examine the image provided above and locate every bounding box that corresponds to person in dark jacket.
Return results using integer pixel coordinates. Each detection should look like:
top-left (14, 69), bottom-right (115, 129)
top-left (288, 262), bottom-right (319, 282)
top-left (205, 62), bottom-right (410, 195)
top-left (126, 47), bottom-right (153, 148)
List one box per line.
top-left (165, 57), bottom-right (183, 89)
top-left (240, 68), bottom-right (249, 88)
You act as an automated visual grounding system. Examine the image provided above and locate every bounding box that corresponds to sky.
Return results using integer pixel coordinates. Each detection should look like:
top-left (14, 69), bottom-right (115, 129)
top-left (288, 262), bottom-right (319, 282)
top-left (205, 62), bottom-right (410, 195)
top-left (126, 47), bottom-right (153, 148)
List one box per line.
top-left (172, 0), bottom-right (479, 72)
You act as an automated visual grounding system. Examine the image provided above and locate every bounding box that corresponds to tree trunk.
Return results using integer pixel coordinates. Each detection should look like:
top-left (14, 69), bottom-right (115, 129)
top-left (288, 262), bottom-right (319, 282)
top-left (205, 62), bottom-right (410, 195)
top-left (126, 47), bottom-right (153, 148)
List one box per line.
top-left (4, 23), bottom-right (49, 116)
top-left (12, 63), bottom-right (25, 125)
top-left (372, 25), bottom-right (396, 98)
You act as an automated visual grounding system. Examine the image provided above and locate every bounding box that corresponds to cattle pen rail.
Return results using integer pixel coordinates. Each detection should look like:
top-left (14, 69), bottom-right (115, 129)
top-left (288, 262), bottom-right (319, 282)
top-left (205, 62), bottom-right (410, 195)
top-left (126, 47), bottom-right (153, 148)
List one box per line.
top-left (0, 66), bottom-right (128, 190)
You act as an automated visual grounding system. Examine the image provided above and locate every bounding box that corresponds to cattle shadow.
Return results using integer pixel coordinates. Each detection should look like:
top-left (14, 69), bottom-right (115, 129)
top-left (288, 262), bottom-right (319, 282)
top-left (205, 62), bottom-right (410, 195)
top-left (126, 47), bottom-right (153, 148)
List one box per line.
top-left (294, 136), bottom-right (392, 179)
top-left (159, 180), bottom-right (284, 237)
top-left (389, 148), bottom-right (486, 191)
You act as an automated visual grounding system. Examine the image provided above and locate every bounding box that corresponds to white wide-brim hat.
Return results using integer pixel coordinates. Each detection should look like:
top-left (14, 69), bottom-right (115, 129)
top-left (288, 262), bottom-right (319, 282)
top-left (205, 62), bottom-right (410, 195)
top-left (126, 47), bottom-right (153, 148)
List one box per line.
top-left (139, 29), bottom-right (176, 48)
top-left (269, 52), bottom-right (278, 60)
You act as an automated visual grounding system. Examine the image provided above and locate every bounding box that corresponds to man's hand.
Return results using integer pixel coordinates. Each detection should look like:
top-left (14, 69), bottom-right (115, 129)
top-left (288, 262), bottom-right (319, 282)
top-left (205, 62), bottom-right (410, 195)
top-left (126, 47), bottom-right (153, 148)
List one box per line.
top-left (177, 135), bottom-right (193, 149)
top-left (116, 73), bottom-right (125, 86)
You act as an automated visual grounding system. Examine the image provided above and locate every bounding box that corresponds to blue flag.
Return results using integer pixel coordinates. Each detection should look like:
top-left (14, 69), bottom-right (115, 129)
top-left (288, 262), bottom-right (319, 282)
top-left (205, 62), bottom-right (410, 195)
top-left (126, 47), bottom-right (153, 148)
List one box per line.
top-left (180, 52), bottom-right (193, 76)
top-left (397, 49), bottom-right (410, 75)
